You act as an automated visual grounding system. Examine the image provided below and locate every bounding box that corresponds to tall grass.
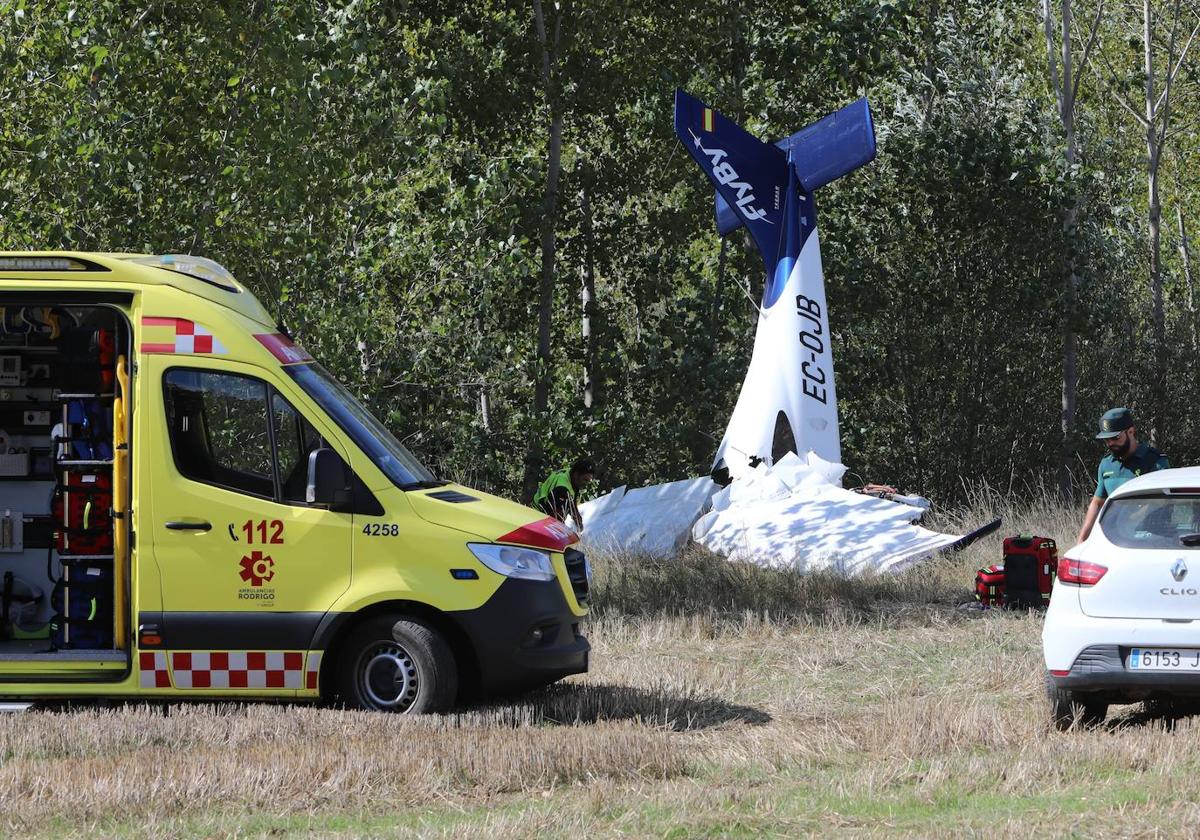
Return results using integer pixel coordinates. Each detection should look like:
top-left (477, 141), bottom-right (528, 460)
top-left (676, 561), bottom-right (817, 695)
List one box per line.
top-left (0, 703), bottom-right (685, 833)
top-left (928, 478), bottom-right (1082, 548)
top-left (0, 488), bottom-right (1117, 838)
top-left (590, 545), bottom-right (967, 626)
top-left (587, 480), bottom-right (1082, 627)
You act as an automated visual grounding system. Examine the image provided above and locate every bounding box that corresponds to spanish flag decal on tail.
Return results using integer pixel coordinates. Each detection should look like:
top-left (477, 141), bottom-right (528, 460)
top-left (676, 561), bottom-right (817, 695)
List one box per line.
top-left (141, 317), bottom-right (227, 354)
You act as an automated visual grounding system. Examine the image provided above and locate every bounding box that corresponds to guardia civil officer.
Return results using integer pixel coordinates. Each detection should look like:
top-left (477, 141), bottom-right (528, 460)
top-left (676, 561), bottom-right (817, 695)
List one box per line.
top-left (1077, 407), bottom-right (1169, 543)
top-left (533, 457), bottom-right (595, 532)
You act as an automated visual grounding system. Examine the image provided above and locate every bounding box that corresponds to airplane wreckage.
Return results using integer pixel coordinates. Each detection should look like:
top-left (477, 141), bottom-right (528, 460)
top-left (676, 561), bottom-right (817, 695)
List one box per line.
top-left (576, 91), bottom-right (999, 573)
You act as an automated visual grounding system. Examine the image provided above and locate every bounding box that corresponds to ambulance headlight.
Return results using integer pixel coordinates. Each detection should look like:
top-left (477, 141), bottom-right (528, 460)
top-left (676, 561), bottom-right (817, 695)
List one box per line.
top-left (468, 544), bottom-right (556, 582)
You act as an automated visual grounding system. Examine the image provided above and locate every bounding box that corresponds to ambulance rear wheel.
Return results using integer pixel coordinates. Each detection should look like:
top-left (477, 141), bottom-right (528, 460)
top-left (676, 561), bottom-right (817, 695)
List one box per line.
top-left (337, 616), bottom-right (457, 713)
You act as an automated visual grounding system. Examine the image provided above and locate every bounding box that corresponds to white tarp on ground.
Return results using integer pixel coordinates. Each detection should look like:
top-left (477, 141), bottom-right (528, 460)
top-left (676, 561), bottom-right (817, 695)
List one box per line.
top-left (691, 451), bottom-right (961, 575)
top-left (576, 476), bottom-right (718, 558)
top-left (577, 451), bottom-right (964, 575)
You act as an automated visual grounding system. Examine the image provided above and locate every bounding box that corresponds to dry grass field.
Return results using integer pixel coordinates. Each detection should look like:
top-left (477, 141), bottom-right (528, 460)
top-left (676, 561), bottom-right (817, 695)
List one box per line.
top-left (6, 489), bottom-right (1200, 838)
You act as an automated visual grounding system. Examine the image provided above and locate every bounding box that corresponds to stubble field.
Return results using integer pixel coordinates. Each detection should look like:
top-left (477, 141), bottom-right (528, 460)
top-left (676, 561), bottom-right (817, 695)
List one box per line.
top-left (5, 491), bottom-right (1198, 839)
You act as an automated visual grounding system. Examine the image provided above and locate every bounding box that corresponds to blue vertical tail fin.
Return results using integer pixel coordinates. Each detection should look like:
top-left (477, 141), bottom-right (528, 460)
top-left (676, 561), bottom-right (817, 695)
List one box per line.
top-left (673, 90), bottom-right (788, 274)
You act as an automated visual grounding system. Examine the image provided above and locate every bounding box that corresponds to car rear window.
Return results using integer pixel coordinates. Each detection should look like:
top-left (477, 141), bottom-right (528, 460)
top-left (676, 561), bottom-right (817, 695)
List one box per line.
top-left (1099, 495), bottom-right (1200, 549)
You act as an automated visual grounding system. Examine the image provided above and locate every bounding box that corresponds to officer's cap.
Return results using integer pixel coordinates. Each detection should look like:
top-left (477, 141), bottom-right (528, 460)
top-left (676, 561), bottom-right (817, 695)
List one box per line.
top-left (1096, 407), bottom-right (1134, 440)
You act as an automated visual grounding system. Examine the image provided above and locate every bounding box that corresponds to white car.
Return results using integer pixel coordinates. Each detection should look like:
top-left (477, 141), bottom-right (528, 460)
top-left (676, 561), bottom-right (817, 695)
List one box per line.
top-left (1043, 467), bottom-right (1200, 728)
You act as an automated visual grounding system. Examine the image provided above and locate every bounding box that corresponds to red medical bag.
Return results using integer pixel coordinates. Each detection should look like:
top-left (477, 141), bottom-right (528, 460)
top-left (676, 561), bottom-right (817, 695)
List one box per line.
top-left (52, 471), bottom-right (113, 556)
top-left (1003, 535), bottom-right (1057, 609)
top-left (974, 564), bottom-right (1006, 607)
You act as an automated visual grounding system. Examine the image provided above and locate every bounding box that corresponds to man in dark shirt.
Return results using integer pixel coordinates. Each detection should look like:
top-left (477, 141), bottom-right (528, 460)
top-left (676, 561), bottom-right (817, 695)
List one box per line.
top-left (1077, 407), bottom-right (1169, 543)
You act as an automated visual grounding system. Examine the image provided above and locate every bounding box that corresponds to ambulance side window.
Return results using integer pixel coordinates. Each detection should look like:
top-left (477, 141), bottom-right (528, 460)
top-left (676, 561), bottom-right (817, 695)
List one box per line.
top-left (271, 392), bottom-right (328, 504)
top-left (163, 369), bottom-right (275, 499)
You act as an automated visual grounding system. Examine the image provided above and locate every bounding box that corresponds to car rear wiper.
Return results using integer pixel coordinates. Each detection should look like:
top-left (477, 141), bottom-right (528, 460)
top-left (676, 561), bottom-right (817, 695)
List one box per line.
top-left (1180, 533), bottom-right (1200, 547)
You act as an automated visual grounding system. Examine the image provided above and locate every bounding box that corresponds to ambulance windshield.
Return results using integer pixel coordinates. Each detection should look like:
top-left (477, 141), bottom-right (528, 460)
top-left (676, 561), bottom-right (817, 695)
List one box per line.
top-left (285, 363), bottom-right (440, 489)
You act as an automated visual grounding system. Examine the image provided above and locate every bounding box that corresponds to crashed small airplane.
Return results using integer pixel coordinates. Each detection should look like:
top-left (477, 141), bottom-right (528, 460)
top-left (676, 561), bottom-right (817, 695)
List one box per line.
top-left (673, 89), bottom-right (876, 478)
top-left (575, 93), bottom-right (999, 573)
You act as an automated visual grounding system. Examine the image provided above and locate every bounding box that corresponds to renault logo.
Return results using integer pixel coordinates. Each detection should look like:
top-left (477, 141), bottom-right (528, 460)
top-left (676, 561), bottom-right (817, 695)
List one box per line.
top-left (1172, 558), bottom-right (1189, 582)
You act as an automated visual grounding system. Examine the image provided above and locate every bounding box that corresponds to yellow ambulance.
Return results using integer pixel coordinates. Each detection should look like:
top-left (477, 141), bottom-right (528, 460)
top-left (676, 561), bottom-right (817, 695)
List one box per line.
top-left (0, 253), bottom-right (589, 712)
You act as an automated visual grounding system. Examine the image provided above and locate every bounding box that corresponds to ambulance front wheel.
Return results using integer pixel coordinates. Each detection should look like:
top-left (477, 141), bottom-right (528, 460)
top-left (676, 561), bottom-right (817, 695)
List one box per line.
top-left (337, 615), bottom-right (458, 713)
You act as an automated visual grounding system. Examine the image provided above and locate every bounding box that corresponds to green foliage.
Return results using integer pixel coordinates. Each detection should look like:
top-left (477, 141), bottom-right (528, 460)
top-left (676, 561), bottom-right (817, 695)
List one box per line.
top-left (0, 0), bottom-right (1194, 502)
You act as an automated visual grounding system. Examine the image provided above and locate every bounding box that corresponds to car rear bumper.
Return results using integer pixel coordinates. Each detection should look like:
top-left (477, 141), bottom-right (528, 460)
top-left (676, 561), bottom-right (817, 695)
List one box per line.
top-left (449, 577), bottom-right (589, 698)
top-left (1043, 591), bottom-right (1200, 669)
top-left (1050, 644), bottom-right (1200, 699)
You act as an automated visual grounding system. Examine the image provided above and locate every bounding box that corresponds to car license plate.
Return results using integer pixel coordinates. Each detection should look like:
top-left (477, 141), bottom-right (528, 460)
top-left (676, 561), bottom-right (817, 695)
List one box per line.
top-left (1128, 648), bottom-right (1200, 671)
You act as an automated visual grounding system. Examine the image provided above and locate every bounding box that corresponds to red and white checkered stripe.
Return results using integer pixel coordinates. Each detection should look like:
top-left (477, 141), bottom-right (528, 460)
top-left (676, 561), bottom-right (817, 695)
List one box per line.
top-left (140, 317), bottom-right (228, 355)
top-left (173, 651), bottom-right (303, 689)
top-left (172, 320), bottom-right (226, 354)
top-left (139, 651), bottom-right (170, 688)
top-left (138, 650), bottom-right (322, 691)
top-left (305, 651), bottom-right (323, 691)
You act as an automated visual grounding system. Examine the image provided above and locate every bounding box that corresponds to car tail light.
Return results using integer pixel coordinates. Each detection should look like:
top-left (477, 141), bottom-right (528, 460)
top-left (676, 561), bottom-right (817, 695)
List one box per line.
top-left (1050, 669), bottom-right (1070, 677)
top-left (1057, 558), bottom-right (1108, 585)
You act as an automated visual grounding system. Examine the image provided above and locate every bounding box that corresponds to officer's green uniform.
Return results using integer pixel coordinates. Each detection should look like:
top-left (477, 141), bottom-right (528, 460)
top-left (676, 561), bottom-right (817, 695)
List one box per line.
top-left (1094, 442), bottom-right (1169, 499)
top-left (1092, 407), bottom-right (1169, 499)
top-left (533, 468), bottom-right (576, 520)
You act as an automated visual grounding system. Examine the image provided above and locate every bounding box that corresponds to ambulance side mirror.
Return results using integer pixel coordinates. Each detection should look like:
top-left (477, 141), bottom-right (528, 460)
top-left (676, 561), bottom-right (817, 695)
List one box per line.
top-left (306, 448), bottom-right (350, 509)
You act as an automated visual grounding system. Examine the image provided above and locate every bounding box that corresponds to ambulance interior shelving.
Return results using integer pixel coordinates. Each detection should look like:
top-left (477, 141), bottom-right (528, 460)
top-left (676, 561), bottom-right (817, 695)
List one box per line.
top-left (0, 303), bottom-right (127, 660)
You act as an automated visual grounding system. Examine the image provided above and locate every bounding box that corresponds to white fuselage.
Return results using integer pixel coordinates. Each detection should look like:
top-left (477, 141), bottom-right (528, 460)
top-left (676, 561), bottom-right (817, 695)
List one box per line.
top-left (714, 223), bottom-right (840, 478)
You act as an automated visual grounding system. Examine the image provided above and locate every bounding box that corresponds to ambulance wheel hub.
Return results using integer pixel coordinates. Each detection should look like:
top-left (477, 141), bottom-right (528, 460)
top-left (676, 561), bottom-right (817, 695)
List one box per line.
top-left (359, 643), bottom-right (419, 711)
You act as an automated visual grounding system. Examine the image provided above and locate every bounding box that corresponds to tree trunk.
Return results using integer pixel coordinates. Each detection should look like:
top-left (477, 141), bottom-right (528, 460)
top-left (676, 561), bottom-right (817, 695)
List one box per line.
top-left (743, 230), bottom-right (759, 340)
top-left (900, 351), bottom-right (925, 491)
top-left (1147, 143), bottom-right (1164, 434)
top-left (1179, 204), bottom-right (1197, 350)
top-left (1060, 325), bottom-right (1078, 495)
top-left (1045, 0), bottom-right (1083, 501)
top-left (1144, 0), bottom-right (1166, 440)
top-left (1148, 147), bottom-right (1164, 385)
top-left (710, 236), bottom-right (728, 341)
top-left (579, 182), bottom-right (597, 422)
top-left (921, 0), bottom-right (940, 124)
top-left (1062, 0), bottom-right (1080, 502)
top-left (480, 386), bottom-right (492, 433)
top-left (521, 0), bottom-right (564, 502)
